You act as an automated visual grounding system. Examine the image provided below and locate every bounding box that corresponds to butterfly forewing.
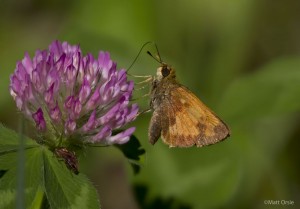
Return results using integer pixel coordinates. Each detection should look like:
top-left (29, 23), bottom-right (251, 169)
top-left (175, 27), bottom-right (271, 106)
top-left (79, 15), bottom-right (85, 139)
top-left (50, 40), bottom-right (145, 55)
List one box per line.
top-left (160, 85), bottom-right (230, 147)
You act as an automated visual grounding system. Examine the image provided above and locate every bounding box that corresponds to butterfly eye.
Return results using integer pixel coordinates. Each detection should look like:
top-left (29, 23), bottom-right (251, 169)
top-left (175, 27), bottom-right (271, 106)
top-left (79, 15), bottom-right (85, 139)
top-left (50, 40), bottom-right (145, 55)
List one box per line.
top-left (161, 67), bottom-right (170, 77)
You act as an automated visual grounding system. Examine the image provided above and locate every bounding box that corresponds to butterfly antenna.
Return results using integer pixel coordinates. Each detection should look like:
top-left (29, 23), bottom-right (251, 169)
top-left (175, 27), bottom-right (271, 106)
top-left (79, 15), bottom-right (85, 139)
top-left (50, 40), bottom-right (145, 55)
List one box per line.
top-left (147, 51), bottom-right (162, 64)
top-left (127, 41), bottom-right (155, 73)
top-left (154, 42), bottom-right (163, 63)
top-left (147, 43), bottom-right (164, 64)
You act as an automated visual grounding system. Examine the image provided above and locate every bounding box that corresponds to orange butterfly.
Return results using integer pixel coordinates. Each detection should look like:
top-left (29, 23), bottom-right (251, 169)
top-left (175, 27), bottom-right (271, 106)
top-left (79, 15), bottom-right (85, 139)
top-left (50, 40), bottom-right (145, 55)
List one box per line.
top-left (148, 61), bottom-right (230, 148)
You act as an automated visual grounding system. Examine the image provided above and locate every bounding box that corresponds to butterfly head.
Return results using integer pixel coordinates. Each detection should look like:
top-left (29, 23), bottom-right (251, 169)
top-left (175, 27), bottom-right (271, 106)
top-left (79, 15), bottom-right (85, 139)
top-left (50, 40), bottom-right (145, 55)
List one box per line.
top-left (146, 50), bottom-right (176, 82)
top-left (156, 63), bottom-right (176, 81)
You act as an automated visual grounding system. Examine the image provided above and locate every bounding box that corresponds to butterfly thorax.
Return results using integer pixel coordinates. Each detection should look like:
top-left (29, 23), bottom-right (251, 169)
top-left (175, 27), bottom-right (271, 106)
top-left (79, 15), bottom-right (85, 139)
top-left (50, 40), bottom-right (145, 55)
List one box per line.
top-left (150, 64), bottom-right (179, 110)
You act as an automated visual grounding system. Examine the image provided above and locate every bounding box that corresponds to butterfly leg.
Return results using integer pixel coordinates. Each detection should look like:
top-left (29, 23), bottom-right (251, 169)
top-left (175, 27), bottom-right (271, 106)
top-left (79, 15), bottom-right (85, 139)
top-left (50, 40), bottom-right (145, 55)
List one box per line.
top-left (136, 77), bottom-right (153, 85)
top-left (135, 85), bottom-right (150, 91)
top-left (129, 74), bottom-right (152, 78)
top-left (136, 108), bottom-right (151, 117)
top-left (129, 74), bottom-right (153, 85)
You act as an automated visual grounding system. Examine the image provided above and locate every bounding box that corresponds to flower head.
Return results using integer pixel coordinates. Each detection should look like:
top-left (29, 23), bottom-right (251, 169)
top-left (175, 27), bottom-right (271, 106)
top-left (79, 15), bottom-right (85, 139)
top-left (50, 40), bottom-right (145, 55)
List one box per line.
top-left (10, 40), bottom-right (138, 145)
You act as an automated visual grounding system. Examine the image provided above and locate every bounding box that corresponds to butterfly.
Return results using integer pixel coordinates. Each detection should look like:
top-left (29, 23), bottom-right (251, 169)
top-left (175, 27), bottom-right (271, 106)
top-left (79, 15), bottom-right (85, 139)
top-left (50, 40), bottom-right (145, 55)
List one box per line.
top-left (147, 53), bottom-right (230, 148)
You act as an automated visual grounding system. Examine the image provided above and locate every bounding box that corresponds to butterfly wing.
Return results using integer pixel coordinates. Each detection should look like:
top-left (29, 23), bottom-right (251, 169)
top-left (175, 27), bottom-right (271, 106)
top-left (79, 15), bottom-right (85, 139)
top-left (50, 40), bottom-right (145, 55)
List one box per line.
top-left (159, 85), bottom-right (230, 147)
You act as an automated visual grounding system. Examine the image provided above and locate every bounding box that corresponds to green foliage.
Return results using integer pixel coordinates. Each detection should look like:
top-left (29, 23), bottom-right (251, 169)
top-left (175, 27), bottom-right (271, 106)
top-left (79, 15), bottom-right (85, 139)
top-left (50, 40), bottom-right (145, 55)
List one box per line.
top-left (43, 149), bottom-right (100, 209)
top-left (220, 57), bottom-right (300, 123)
top-left (0, 125), bottom-right (100, 209)
top-left (134, 184), bottom-right (192, 209)
top-left (114, 134), bottom-right (145, 174)
top-left (217, 57), bottom-right (300, 206)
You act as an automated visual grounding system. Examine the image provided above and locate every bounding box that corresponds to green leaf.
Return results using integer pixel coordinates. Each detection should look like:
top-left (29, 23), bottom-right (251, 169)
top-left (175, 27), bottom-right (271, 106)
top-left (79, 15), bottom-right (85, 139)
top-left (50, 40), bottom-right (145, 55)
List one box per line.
top-left (0, 124), bottom-right (42, 209)
top-left (42, 148), bottom-right (100, 209)
top-left (114, 135), bottom-right (145, 174)
top-left (0, 124), bottom-right (38, 155)
top-left (0, 147), bottom-right (43, 209)
top-left (0, 125), bottom-right (101, 209)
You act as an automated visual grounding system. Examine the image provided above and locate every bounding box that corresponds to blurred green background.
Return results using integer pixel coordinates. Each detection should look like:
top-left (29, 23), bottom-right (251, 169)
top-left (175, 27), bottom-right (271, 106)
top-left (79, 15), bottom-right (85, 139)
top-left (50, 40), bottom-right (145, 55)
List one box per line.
top-left (1, 0), bottom-right (300, 208)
